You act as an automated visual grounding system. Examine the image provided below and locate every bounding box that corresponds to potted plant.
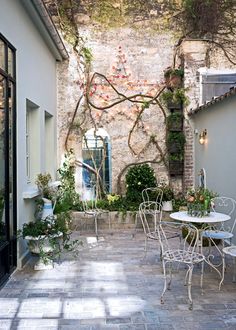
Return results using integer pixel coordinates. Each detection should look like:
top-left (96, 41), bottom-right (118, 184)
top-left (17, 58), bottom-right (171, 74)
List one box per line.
top-left (161, 88), bottom-right (188, 110)
top-left (164, 67), bottom-right (184, 89)
top-left (167, 131), bottom-right (186, 154)
top-left (159, 184), bottom-right (174, 211)
top-left (18, 173), bottom-right (78, 270)
top-left (169, 154), bottom-right (184, 176)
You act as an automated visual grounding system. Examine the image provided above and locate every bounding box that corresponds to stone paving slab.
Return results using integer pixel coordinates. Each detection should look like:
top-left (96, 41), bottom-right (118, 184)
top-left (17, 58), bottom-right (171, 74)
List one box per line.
top-left (0, 231), bottom-right (236, 329)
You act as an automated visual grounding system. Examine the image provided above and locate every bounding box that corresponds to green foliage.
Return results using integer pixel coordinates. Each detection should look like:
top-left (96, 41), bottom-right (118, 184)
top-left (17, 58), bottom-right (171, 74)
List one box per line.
top-left (167, 131), bottom-right (186, 148)
top-left (161, 88), bottom-right (189, 106)
top-left (169, 154), bottom-right (184, 161)
top-left (35, 173), bottom-right (55, 199)
top-left (164, 68), bottom-right (184, 79)
top-left (56, 149), bottom-right (81, 213)
top-left (160, 184), bottom-right (174, 201)
top-left (173, 197), bottom-right (187, 212)
top-left (96, 196), bottom-right (140, 212)
top-left (167, 113), bottom-right (183, 130)
top-left (125, 164), bottom-right (157, 203)
top-left (81, 47), bottom-right (93, 64)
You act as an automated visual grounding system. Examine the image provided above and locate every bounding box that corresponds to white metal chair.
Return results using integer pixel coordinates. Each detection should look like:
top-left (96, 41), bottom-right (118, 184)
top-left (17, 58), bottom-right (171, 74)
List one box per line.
top-left (82, 186), bottom-right (108, 238)
top-left (201, 197), bottom-right (236, 246)
top-left (139, 201), bottom-right (162, 254)
top-left (141, 188), bottom-right (163, 231)
top-left (157, 221), bottom-right (205, 310)
top-left (222, 245), bottom-right (236, 283)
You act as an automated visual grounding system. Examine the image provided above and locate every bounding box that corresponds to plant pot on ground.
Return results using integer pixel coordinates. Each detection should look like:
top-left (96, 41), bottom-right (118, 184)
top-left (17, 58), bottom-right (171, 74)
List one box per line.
top-left (18, 170), bottom-right (81, 270)
top-left (159, 184), bottom-right (174, 211)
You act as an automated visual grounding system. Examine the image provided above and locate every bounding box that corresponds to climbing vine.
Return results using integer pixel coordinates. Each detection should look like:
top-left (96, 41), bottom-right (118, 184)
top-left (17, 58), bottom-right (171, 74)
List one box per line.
top-left (46, 0), bottom-right (236, 196)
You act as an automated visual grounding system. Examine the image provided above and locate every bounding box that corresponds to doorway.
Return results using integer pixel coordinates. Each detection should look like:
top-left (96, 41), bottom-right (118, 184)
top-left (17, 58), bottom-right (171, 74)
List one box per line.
top-left (0, 34), bottom-right (17, 286)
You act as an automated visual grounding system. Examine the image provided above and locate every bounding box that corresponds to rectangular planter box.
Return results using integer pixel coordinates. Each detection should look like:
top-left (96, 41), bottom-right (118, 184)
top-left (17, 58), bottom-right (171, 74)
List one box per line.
top-left (71, 211), bottom-right (171, 232)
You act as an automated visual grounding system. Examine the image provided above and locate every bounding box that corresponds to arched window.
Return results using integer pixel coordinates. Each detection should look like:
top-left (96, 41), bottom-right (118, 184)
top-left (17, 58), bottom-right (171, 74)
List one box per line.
top-left (82, 128), bottom-right (111, 195)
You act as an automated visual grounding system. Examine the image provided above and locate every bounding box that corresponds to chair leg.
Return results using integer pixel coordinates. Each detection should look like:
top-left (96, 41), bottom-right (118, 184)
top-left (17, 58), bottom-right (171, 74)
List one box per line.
top-left (219, 252), bottom-right (225, 290)
top-left (233, 257), bottom-right (236, 283)
top-left (200, 261), bottom-right (204, 295)
top-left (161, 260), bottom-right (167, 304)
top-left (143, 237), bottom-right (148, 257)
top-left (187, 266), bottom-right (194, 310)
top-left (94, 214), bottom-right (98, 238)
top-left (167, 262), bottom-right (173, 290)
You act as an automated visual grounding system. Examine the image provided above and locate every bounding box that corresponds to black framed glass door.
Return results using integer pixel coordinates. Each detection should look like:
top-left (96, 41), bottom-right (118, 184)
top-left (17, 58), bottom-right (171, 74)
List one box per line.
top-left (0, 34), bottom-right (17, 287)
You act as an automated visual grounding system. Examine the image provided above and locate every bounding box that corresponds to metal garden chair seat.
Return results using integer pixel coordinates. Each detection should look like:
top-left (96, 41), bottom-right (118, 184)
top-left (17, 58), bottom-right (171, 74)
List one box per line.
top-left (157, 221), bottom-right (205, 310)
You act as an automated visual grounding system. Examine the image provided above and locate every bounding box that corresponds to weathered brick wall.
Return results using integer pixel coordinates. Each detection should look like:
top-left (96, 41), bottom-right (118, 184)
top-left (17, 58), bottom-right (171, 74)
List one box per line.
top-left (57, 26), bottom-right (180, 194)
top-left (56, 25), bottom-right (236, 195)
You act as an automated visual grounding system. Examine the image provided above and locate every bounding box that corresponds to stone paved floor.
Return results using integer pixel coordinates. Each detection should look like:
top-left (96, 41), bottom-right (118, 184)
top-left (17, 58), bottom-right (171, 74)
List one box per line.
top-left (0, 231), bottom-right (236, 329)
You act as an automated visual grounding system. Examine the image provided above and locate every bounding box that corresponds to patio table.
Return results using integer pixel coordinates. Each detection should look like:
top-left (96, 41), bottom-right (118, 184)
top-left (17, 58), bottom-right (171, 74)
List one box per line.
top-left (169, 211), bottom-right (230, 287)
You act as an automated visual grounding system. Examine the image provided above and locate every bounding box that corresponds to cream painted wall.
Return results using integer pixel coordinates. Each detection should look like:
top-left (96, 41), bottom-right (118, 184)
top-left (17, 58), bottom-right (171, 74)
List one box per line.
top-left (192, 95), bottom-right (236, 243)
top-left (0, 0), bottom-right (58, 265)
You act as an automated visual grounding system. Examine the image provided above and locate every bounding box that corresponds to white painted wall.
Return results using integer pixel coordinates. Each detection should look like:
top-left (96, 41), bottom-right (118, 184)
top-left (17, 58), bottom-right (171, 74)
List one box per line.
top-left (193, 94), bottom-right (236, 243)
top-left (0, 0), bottom-right (58, 265)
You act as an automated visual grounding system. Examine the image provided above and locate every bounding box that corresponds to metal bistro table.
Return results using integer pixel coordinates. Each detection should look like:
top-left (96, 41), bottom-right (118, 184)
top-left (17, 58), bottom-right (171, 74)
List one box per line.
top-left (170, 211), bottom-right (231, 287)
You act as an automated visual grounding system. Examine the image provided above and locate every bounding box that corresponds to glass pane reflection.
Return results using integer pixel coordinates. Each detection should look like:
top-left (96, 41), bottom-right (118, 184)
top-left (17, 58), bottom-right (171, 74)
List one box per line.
top-left (8, 48), bottom-right (14, 77)
top-left (0, 75), bottom-right (6, 243)
top-left (8, 82), bottom-right (13, 237)
top-left (0, 41), bottom-right (5, 71)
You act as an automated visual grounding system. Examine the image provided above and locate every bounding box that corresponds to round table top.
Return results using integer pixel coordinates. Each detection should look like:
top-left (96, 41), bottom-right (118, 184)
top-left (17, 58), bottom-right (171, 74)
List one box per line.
top-left (170, 211), bottom-right (230, 224)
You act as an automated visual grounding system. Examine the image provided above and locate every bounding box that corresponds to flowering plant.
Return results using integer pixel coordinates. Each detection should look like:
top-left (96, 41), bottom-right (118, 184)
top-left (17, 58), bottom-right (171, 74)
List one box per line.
top-left (186, 187), bottom-right (218, 217)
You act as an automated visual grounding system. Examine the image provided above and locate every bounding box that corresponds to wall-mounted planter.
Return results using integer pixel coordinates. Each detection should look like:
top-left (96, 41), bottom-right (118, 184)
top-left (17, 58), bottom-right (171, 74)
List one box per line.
top-left (167, 113), bottom-right (183, 131)
top-left (169, 160), bottom-right (184, 176)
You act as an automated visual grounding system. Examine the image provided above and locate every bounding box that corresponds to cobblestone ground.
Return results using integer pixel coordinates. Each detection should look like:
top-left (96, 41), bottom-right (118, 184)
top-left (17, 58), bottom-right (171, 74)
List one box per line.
top-left (0, 231), bottom-right (236, 330)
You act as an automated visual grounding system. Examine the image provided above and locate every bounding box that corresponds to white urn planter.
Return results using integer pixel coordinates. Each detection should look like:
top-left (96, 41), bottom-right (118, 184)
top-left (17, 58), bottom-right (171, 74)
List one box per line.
top-left (162, 201), bottom-right (173, 212)
top-left (25, 232), bottom-right (63, 270)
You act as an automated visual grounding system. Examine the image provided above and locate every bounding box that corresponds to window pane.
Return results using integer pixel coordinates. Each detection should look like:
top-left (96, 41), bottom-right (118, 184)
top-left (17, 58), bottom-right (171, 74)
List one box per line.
top-left (8, 48), bottom-right (14, 77)
top-left (8, 82), bottom-right (14, 237)
top-left (0, 75), bottom-right (6, 244)
top-left (0, 41), bottom-right (5, 71)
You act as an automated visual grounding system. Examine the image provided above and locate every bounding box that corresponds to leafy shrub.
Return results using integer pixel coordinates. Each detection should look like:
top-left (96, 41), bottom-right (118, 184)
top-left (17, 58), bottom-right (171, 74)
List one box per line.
top-left (96, 196), bottom-right (140, 212)
top-left (55, 149), bottom-right (81, 213)
top-left (125, 164), bottom-right (157, 203)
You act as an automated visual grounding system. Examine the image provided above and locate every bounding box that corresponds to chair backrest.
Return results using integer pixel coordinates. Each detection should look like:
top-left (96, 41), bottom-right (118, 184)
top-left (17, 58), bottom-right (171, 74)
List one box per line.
top-left (142, 187), bottom-right (163, 204)
top-left (81, 186), bottom-right (97, 212)
top-left (157, 221), bottom-right (199, 261)
top-left (212, 196), bottom-right (236, 233)
top-left (139, 201), bottom-right (162, 235)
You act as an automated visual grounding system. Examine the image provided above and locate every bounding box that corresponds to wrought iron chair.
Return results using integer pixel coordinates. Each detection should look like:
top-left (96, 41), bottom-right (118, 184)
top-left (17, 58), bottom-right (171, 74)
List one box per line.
top-left (139, 201), bottom-right (162, 254)
top-left (157, 221), bottom-right (205, 310)
top-left (201, 197), bottom-right (236, 247)
top-left (201, 197), bottom-right (236, 287)
top-left (82, 186), bottom-right (108, 238)
top-left (141, 187), bottom-right (163, 231)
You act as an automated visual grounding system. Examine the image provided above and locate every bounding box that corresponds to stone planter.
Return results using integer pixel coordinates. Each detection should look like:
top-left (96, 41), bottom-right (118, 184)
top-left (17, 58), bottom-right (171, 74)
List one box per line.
top-left (25, 232), bottom-right (63, 270)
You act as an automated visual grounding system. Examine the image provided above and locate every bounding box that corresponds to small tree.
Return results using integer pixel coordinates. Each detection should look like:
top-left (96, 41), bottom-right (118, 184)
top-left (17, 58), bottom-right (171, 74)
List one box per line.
top-left (125, 164), bottom-right (157, 203)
